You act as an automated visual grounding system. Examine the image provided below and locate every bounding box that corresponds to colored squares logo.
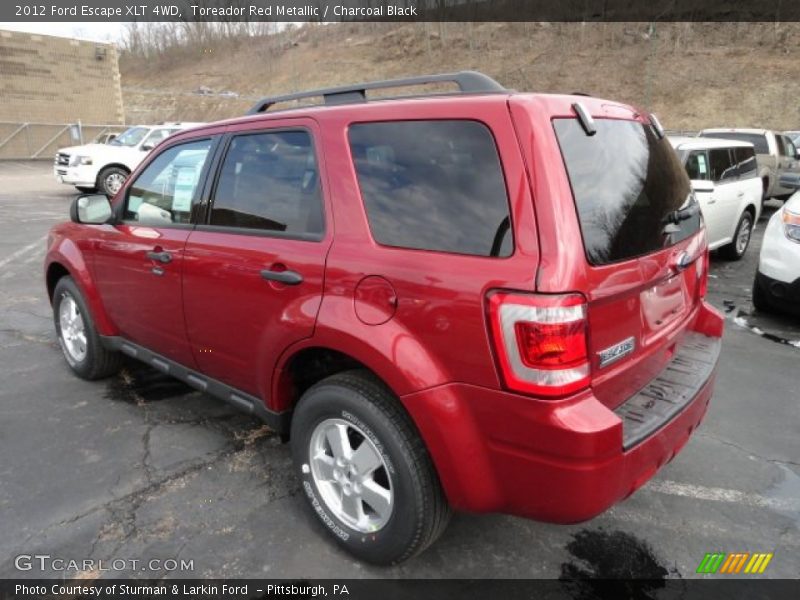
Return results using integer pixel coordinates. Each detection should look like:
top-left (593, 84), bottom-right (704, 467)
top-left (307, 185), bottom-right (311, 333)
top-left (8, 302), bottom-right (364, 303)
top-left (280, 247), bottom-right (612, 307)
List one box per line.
top-left (696, 552), bottom-right (773, 574)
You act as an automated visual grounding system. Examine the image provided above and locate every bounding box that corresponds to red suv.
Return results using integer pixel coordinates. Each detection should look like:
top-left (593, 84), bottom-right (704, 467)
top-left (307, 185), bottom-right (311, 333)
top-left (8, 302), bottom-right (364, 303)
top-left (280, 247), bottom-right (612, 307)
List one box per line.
top-left (45, 72), bottom-right (724, 565)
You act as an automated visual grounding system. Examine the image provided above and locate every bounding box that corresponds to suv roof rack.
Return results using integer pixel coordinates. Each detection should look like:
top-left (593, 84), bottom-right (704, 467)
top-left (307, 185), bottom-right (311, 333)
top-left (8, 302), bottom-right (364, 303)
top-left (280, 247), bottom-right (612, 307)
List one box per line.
top-left (246, 70), bottom-right (507, 115)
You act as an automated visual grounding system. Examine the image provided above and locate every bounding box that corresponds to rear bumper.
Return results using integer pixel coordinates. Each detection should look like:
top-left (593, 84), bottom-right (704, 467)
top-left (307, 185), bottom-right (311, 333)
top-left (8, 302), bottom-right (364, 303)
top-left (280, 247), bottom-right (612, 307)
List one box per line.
top-left (402, 300), bottom-right (723, 522)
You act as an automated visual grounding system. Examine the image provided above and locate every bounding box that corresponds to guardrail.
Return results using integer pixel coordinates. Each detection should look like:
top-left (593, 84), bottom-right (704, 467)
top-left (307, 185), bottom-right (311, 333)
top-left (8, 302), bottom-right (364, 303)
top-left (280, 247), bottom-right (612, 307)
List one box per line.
top-left (0, 121), bottom-right (123, 160)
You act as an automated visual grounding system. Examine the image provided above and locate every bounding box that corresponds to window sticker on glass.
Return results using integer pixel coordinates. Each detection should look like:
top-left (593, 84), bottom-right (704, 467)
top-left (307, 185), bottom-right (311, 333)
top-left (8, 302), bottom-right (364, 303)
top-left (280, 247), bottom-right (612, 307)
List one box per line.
top-left (697, 154), bottom-right (707, 175)
top-left (172, 166), bottom-right (199, 212)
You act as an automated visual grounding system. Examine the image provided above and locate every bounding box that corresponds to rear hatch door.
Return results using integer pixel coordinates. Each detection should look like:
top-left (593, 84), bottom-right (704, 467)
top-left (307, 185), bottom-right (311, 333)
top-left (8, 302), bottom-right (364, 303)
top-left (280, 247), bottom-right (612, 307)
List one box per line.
top-left (552, 116), bottom-right (706, 409)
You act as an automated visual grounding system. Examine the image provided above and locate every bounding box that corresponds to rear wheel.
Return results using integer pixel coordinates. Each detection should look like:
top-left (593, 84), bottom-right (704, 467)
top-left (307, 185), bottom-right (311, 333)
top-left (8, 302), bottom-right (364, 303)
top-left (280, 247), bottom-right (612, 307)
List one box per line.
top-left (96, 166), bottom-right (129, 197)
top-left (290, 370), bottom-right (450, 565)
top-left (719, 210), bottom-right (753, 260)
top-left (53, 276), bottom-right (122, 380)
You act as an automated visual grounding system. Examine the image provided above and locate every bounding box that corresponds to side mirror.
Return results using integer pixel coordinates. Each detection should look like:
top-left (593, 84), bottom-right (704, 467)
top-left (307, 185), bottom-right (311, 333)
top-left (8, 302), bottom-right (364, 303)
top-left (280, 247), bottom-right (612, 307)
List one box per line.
top-left (70, 194), bottom-right (112, 224)
top-left (141, 143), bottom-right (154, 152)
top-left (691, 179), bottom-right (715, 194)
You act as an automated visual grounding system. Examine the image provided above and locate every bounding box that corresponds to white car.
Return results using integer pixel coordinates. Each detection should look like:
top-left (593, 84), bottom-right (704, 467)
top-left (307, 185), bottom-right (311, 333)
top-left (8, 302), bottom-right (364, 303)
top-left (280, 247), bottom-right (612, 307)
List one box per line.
top-left (670, 136), bottom-right (762, 260)
top-left (54, 122), bottom-right (203, 196)
top-left (754, 183), bottom-right (800, 313)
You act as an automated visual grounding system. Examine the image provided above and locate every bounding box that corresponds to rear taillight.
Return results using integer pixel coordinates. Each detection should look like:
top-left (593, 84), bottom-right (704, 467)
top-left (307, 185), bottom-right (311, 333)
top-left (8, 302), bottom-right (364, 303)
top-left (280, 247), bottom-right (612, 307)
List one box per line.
top-left (697, 249), bottom-right (709, 298)
top-left (487, 292), bottom-right (590, 398)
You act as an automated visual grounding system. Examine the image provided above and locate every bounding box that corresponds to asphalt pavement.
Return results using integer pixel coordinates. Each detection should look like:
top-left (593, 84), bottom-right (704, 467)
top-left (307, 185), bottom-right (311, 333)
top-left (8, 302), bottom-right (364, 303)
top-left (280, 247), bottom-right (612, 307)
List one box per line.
top-left (0, 161), bottom-right (798, 580)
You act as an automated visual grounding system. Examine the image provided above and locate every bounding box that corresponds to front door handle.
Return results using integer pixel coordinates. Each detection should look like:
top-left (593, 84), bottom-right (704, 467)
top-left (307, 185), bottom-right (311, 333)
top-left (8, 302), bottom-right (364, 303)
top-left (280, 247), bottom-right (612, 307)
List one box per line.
top-left (260, 268), bottom-right (303, 285)
top-left (146, 250), bottom-right (172, 264)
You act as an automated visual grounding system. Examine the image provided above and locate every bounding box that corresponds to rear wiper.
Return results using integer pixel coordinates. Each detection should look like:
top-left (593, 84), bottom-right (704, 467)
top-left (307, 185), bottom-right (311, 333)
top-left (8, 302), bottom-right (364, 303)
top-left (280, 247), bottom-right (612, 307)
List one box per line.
top-left (663, 203), bottom-right (699, 226)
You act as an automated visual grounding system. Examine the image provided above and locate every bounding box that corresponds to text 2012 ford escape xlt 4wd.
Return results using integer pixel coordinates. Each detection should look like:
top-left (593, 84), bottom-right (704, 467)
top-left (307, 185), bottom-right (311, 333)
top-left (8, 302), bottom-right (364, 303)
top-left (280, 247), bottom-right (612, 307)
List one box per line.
top-left (45, 72), bottom-right (724, 565)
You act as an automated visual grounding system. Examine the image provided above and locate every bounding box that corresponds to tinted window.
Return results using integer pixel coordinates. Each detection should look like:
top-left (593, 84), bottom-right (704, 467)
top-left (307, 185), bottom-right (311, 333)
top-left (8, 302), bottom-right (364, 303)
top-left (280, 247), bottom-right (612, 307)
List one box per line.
top-left (733, 146), bottom-right (758, 179)
top-left (684, 150), bottom-right (710, 180)
top-left (554, 118), bottom-right (699, 266)
top-left (348, 120), bottom-right (512, 257)
top-left (700, 132), bottom-right (769, 154)
top-left (209, 131), bottom-right (324, 237)
top-left (709, 148), bottom-right (737, 182)
top-left (124, 139), bottom-right (211, 224)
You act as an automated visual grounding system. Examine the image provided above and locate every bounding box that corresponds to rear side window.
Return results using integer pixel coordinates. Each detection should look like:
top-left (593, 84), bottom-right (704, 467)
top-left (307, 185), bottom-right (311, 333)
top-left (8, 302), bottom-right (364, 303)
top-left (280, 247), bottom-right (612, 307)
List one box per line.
top-left (709, 148), bottom-right (737, 182)
top-left (554, 118), bottom-right (699, 266)
top-left (209, 131), bottom-right (324, 237)
top-left (733, 146), bottom-right (758, 179)
top-left (700, 132), bottom-right (769, 154)
top-left (348, 120), bottom-right (512, 257)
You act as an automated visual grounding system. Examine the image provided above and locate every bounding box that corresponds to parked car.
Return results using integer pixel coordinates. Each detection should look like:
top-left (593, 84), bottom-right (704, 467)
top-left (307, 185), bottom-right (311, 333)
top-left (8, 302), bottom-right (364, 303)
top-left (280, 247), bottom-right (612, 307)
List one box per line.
top-left (698, 128), bottom-right (800, 200)
top-left (45, 72), bottom-right (724, 565)
top-left (54, 122), bottom-right (204, 196)
top-left (753, 174), bottom-right (800, 313)
top-left (669, 136), bottom-right (762, 259)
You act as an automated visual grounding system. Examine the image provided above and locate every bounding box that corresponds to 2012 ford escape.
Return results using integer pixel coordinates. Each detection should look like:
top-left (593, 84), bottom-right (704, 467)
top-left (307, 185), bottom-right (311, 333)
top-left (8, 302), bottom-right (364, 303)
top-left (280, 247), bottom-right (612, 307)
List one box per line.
top-left (44, 72), bottom-right (724, 565)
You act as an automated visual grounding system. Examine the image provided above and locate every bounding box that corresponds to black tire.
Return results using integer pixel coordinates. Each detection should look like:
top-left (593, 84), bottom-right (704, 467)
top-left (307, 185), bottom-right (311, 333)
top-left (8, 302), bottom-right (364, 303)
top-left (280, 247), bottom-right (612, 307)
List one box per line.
top-left (752, 272), bottom-right (772, 313)
top-left (53, 276), bottom-right (122, 380)
top-left (719, 210), bottom-right (754, 261)
top-left (75, 186), bottom-right (97, 194)
top-left (96, 166), bottom-right (129, 197)
top-left (290, 370), bottom-right (451, 565)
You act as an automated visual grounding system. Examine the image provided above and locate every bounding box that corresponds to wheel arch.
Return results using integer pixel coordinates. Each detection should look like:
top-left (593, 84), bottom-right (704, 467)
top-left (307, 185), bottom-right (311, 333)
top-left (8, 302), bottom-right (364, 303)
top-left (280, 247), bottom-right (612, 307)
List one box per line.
top-left (45, 251), bottom-right (116, 336)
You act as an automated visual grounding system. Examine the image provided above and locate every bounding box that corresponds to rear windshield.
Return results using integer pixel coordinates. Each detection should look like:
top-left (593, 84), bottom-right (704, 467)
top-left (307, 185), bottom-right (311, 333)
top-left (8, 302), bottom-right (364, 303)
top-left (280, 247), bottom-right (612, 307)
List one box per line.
top-left (554, 118), bottom-right (700, 266)
top-left (700, 132), bottom-right (769, 154)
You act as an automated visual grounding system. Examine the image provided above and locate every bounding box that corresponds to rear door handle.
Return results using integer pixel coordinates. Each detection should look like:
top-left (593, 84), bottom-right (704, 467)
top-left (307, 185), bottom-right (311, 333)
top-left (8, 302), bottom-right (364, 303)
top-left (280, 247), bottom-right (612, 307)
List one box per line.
top-left (260, 269), bottom-right (303, 285)
top-left (146, 250), bottom-right (172, 264)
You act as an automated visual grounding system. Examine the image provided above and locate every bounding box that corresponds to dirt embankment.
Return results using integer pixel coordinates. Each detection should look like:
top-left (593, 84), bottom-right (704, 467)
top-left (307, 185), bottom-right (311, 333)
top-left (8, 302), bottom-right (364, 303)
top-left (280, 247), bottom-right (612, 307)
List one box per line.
top-left (120, 22), bottom-right (800, 131)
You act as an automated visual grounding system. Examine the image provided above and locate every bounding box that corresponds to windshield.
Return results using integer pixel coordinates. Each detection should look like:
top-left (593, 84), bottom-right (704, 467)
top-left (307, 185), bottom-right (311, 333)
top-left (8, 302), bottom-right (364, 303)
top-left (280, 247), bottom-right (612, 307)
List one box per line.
top-left (554, 118), bottom-right (700, 266)
top-left (110, 127), bottom-right (149, 147)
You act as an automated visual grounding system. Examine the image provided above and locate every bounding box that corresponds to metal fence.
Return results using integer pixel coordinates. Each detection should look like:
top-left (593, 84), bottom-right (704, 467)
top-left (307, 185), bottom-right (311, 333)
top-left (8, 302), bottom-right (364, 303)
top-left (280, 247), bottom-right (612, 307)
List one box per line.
top-left (0, 122), bottom-right (124, 160)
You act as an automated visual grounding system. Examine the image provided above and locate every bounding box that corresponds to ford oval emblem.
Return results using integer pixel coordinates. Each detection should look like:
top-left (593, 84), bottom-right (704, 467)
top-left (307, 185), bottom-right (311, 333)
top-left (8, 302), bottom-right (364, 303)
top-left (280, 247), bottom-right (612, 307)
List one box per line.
top-left (676, 251), bottom-right (692, 271)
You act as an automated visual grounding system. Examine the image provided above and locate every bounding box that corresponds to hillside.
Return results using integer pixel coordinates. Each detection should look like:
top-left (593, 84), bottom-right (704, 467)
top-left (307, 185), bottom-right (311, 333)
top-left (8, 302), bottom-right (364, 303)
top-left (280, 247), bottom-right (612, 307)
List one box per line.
top-left (120, 22), bottom-right (800, 131)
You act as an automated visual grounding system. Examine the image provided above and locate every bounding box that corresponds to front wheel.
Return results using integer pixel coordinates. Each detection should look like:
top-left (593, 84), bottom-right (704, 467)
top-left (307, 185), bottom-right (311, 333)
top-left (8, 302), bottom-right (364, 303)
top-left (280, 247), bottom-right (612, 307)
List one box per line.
top-left (53, 276), bottom-right (122, 380)
top-left (719, 211), bottom-right (753, 260)
top-left (290, 370), bottom-right (451, 565)
top-left (96, 166), bottom-right (129, 197)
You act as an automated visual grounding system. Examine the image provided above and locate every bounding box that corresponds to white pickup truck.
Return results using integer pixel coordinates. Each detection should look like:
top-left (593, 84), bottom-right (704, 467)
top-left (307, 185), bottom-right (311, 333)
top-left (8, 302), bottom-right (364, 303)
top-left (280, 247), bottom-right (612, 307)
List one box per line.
top-left (698, 128), bottom-right (800, 201)
top-left (54, 122), bottom-right (203, 196)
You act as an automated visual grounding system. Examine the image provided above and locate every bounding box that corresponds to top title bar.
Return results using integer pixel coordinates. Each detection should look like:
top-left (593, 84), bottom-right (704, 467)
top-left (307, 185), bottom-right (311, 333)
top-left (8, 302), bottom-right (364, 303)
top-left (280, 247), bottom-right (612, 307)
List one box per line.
top-left (4, 0), bottom-right (800, 22)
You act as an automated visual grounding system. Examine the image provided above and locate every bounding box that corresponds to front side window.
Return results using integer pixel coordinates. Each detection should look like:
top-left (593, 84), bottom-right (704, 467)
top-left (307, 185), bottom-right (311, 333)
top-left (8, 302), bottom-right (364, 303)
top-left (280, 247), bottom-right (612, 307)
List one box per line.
top-left (783, 136), bottom-right (797, 158)
top-left (554, 118), bottom-right (699, 265)
top-left (124, 139), bottom-right (212, 225)
top-left (110, 127), bottom-right (149, 148)
top-left (141, 128), bottom-right (177, 150)
top-left (209, 131), bottom-right (324, 237)
top-left (348, 120), bottom-right (512, 257)
top-left (709, 148), bottom-right (737, 182)
top-left (684, 150), bottom-right (710, 181)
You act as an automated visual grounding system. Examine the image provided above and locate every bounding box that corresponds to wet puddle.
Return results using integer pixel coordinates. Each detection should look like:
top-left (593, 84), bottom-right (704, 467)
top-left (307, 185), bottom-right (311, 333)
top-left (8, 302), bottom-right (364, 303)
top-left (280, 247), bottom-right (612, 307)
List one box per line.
top-left (560, 529), bottom-right (677, 597)
top-left (105, 361), bottom-right (194, 404)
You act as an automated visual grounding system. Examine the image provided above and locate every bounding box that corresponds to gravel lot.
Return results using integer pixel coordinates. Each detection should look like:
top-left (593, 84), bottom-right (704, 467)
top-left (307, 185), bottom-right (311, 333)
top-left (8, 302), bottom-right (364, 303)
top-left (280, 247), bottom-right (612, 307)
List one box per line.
top-left (1, 161), bottom-right (798, 580)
